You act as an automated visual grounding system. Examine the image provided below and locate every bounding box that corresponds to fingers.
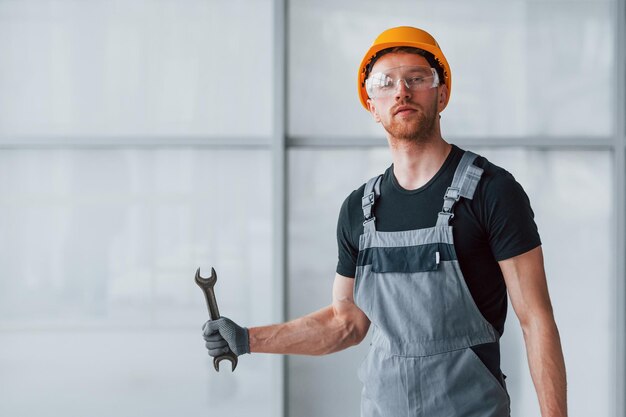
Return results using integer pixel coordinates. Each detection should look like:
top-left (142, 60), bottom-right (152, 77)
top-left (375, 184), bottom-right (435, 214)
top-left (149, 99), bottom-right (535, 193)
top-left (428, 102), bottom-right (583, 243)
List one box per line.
top-left (202, 318), bottom-right (223, 337)
top-left (204, 331), bottom-right (225, 342)
top-left (203, 326), bottom-right (231, 357)
top-left (202, 316), bottom-right (235, 336)
top-left (200, 316), bottom-right (249, 357)
top-left (205, 337), bottom-right (228, 349)
top-left (208, 346), bottom-right (231, 357)
top-left (204, 332), bottom-right (231, 357)
top-left (206, 338), bottom-right (228, 350)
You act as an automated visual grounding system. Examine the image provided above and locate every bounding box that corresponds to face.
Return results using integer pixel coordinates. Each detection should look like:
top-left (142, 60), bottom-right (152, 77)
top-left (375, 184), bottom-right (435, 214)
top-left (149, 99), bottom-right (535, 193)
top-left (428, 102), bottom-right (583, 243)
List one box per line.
top-left (366, 52), bottom-right (448, 143)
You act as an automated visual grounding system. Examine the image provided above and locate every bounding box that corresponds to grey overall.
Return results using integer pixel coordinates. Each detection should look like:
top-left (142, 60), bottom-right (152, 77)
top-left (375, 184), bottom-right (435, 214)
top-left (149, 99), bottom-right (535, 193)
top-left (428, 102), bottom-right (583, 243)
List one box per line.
top-left (354, 151), bottom-right (511, 417)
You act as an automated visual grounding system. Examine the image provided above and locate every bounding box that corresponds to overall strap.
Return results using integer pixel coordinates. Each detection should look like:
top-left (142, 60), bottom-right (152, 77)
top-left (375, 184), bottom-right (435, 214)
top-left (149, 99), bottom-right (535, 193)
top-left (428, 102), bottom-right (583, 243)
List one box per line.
top-left (361, 174), bottom-right (383, 234)
top-left (436, 151), bottom-right (484, 226)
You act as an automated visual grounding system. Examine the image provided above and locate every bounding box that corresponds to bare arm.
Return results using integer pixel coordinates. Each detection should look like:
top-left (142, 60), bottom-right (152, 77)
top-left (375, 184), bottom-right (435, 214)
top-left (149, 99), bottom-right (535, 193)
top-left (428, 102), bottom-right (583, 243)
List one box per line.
top-left (248, 273), bottom-right (371, 355)
top-left (499, 246), bottom-right (567, 417)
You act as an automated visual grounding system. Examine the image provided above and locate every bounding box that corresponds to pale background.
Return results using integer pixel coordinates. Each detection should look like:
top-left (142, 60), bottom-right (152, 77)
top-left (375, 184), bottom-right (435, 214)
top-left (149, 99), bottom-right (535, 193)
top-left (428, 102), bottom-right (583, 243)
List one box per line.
top-left (0, 1), bottom-right (624, 416)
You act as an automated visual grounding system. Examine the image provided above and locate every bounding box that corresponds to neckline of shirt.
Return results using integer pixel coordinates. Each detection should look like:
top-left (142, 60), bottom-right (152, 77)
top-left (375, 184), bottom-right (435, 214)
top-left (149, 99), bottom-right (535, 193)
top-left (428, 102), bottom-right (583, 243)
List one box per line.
top-left (386, 144), bottom-right (460, 196)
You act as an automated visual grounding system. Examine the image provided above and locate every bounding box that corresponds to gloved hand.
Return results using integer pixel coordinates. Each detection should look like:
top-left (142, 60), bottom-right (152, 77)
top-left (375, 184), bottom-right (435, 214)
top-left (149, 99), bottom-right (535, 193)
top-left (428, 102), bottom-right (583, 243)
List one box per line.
top-left (202, 316), bottom-right (250, 357)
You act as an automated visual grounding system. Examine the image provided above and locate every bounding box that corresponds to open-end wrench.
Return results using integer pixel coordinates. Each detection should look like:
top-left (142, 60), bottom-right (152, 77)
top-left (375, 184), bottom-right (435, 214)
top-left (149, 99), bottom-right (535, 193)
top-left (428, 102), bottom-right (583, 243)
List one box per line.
top-left (195, 267), bottom-right (238, 372)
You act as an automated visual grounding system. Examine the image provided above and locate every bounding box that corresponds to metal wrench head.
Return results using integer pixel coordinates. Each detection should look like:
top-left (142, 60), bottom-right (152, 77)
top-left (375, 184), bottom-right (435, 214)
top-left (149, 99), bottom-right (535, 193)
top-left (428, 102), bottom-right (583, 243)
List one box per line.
top-left (195, 267), bottom-right (217, 289)
top-left (214, 350), bottom-right (238, 372)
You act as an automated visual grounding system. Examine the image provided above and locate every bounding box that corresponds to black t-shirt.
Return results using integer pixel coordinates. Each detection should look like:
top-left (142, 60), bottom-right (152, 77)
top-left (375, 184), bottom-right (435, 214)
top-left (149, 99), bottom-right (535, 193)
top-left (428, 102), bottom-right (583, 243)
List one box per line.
top-left (336, 144), bottom-right (541, 336)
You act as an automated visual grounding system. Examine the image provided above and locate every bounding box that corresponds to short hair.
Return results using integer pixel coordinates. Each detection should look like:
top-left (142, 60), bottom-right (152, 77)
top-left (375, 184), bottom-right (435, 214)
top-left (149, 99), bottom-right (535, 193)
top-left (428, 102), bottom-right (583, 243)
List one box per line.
top-left (364, 46), bottom-right (446, 86)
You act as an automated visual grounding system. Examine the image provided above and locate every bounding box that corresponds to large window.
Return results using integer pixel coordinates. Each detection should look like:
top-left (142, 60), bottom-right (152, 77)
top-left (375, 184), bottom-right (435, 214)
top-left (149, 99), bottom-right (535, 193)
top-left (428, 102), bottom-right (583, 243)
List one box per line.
top-left (0, 0), bottom-right (273, 138)
top-left (288, 0), bottom-right (613, 138)
top-left (0, 2), bottom-right (278, 417)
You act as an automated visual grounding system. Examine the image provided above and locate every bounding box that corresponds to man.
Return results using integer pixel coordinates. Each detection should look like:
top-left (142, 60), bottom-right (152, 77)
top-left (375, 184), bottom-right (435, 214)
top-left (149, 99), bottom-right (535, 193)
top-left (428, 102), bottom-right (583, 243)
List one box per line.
top-left (203, 26), bottom-right (567, 417)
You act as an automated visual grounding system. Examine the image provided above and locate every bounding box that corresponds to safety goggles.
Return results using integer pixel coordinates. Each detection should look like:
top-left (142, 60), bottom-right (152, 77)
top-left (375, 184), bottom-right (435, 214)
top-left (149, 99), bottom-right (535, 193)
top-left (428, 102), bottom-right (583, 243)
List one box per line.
top-left (365, 65), bottom-right (440, 99)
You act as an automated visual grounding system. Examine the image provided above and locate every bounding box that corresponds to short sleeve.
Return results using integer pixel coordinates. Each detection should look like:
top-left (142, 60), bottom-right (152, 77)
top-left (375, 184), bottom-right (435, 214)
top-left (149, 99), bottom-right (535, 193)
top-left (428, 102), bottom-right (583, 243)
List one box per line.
top-left (336, 195), bottom-right (358, 278)
top-left (480, 170), bottom-right (542, 261)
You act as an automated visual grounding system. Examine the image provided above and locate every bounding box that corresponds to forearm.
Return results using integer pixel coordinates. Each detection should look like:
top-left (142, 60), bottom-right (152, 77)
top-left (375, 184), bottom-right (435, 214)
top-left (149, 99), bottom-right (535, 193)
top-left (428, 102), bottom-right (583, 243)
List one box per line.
top-left (522, 316), bottom-right (568, 417)
top-left (248, 305), bottom-right (359, 356)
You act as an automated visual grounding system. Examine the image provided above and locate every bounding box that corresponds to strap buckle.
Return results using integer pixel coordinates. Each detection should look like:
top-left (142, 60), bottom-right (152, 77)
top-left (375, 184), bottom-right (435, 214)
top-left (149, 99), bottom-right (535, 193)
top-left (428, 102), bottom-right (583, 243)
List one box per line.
top-left (445, 186), bottom-right (461, 201)
top-left (438, 211), bottom-right (454, 220)
top-left (363, 216), bottom-right (376, 227)
top-left (361, 192), bottom-right (374, 208)
top-left (361, 192), bottom-right (375, 219)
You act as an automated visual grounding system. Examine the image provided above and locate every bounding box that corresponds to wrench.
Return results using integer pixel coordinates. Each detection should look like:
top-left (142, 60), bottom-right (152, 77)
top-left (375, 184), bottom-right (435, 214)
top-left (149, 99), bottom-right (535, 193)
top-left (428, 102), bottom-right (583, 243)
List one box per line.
top-left (195, 267), bottom-right (238, 372)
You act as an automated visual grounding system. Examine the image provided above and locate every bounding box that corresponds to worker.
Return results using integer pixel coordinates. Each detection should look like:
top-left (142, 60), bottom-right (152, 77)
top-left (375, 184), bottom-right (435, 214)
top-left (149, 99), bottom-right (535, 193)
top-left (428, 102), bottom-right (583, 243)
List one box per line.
top-left (202, 26), bottom-right (568, 417)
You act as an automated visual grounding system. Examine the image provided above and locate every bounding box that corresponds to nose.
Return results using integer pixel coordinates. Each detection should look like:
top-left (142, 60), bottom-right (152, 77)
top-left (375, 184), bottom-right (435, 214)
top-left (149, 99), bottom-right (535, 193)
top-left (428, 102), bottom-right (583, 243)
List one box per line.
top-left (394, 79), bottom-right (412, 100)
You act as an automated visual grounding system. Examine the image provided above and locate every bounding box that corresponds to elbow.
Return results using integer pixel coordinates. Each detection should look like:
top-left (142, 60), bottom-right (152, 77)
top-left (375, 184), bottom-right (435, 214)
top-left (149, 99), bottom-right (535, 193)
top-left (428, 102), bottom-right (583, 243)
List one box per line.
top-left (320, 313), bottom-right (369, 355)
top-left (518, 310), bottom-right (559, 339)
top-left (342, 314), bottom-right (370, 348)
top-left (353, 319), bottom-right (370, 345)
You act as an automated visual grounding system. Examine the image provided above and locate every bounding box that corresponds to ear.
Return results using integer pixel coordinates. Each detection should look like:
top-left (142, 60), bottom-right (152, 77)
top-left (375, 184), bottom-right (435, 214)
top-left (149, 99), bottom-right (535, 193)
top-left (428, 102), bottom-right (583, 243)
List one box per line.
top-left (367, 99), bottom-right (381, 123)
top-left (437, 84), bottom-right (449, 113)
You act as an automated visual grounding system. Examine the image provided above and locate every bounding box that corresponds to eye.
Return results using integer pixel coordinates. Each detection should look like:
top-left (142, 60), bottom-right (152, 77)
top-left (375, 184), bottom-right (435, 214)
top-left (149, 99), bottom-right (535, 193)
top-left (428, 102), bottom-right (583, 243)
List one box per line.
top-left (379, 75), bottom-right (394, 89)
top-left (407, 77), bottom-right (426, 85)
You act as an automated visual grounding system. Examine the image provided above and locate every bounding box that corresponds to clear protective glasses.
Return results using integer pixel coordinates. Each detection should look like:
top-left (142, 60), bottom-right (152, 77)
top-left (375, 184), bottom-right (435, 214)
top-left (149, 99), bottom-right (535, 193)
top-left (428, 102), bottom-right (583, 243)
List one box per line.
top-left (365, 65), bottom-right (440, 99)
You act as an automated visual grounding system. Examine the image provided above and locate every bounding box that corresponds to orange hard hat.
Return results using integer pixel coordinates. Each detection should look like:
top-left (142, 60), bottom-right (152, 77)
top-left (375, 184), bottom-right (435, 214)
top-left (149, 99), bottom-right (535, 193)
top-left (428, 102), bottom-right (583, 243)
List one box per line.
top-left (357, 26), bottom-right (452, 110)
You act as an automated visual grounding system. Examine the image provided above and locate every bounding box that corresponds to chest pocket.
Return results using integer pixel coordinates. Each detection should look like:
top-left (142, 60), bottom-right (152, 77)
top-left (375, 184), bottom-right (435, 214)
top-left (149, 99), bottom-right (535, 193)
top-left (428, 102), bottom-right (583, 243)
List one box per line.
top-left (370, 244), bottom-right (440, 273)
